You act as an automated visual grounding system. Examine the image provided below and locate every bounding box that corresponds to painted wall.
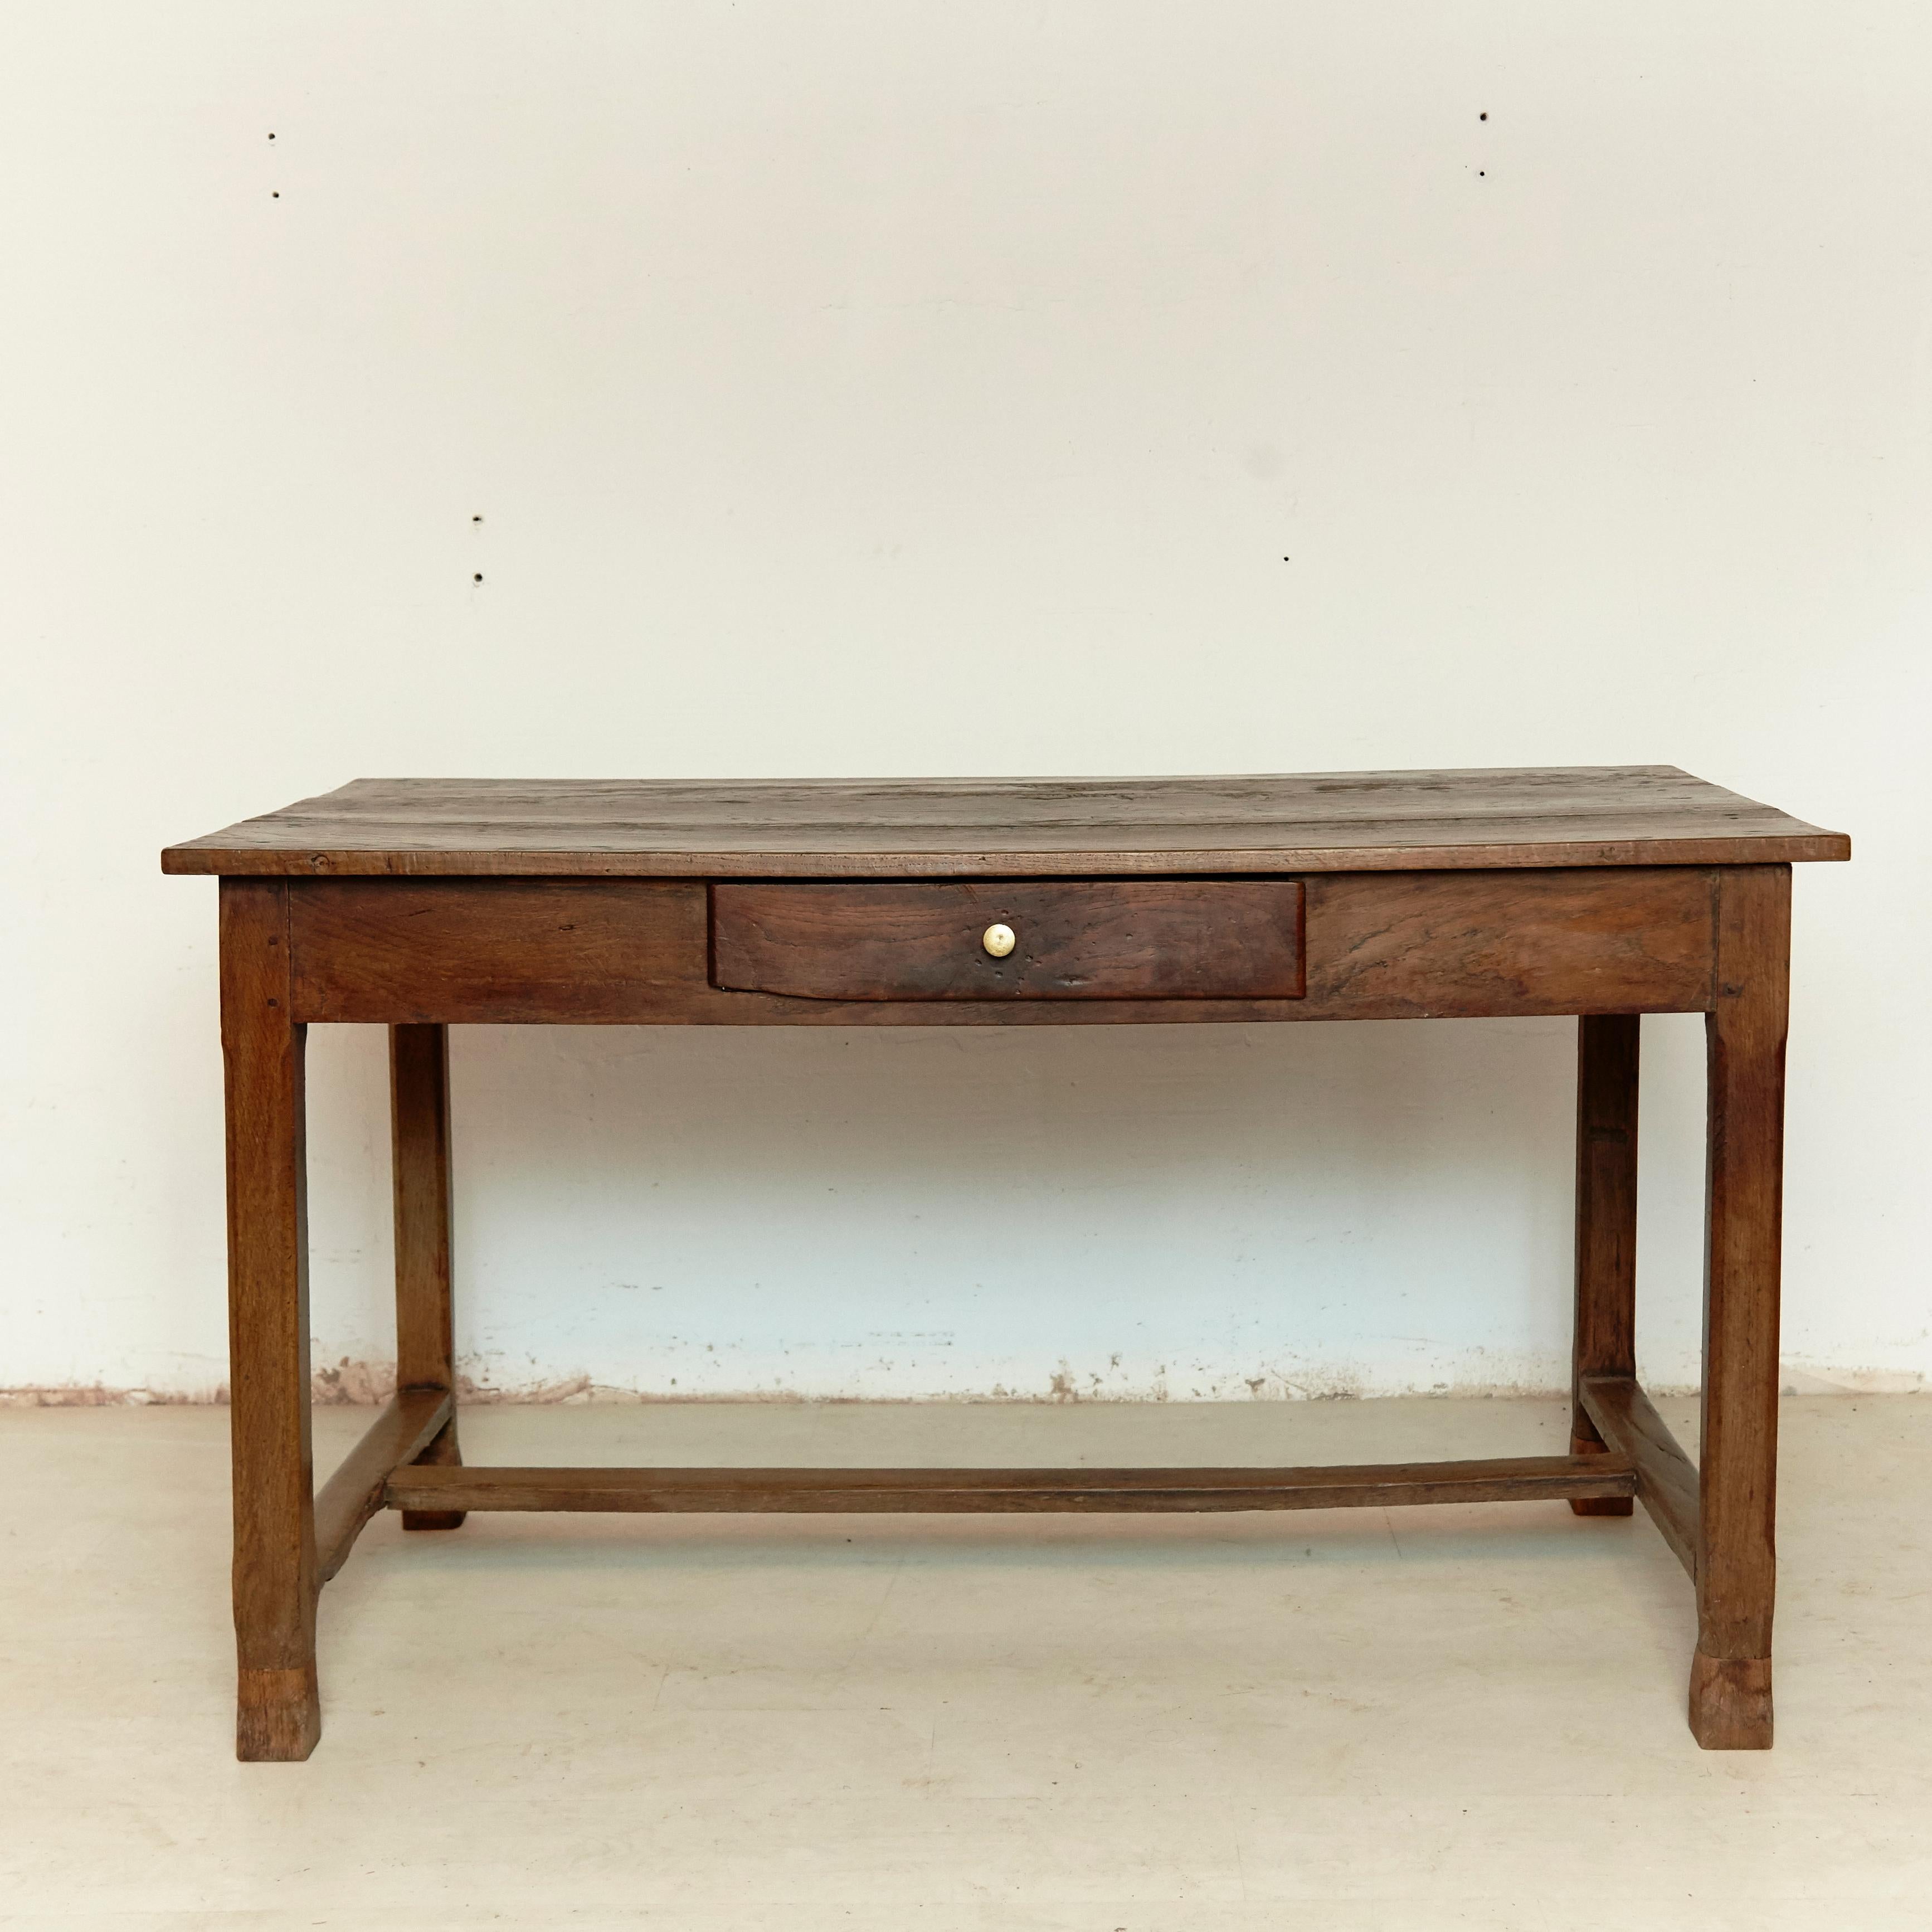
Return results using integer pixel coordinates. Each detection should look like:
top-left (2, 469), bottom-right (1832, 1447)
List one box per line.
top-left (2, 2), bottom-right (1925, 1401)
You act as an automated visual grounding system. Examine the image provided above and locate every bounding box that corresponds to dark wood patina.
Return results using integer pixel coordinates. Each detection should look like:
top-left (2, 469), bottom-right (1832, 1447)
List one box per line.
top-left (165, 766), bottom-right (1847, 1759)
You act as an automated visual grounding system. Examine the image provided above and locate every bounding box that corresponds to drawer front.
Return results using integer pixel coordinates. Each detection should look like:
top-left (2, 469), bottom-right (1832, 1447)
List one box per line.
top-left (710, 880), bottom-right (1306, 1001)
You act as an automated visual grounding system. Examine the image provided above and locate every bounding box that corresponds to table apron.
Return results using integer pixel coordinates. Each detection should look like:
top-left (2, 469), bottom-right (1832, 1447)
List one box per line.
top-left (283, 865), bottom-right (1720, 1025)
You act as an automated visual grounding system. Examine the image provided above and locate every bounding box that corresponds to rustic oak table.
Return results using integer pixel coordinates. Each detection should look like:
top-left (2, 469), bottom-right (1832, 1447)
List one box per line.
top-left (163, 767), bottom-right (1848, 1760)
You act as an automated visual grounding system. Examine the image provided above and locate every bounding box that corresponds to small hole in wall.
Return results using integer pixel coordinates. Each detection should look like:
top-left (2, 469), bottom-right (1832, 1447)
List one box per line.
top-left (473, 573), bottom-right (483, 583)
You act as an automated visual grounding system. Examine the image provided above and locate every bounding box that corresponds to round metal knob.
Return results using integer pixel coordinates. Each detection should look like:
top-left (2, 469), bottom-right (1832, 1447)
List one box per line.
top-left (981, 922), bottom-right (1016, 958)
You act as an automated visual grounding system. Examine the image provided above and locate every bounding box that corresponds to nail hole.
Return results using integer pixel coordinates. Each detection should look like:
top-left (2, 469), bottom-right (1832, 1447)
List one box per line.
top-left (473, 573), bottom-right (483, 582)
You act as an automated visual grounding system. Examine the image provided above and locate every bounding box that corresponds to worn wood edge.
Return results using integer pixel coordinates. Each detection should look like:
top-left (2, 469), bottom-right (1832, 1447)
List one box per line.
top-left (237, 1663), bottom-right (322, 1762)
top-left (1580, 1373), bottom-right (1700, 1578)
top-left (1688, 1649), bottom-right (1773, 1750)
top-left (162, 834), bottom-right (1852, 878)
top-left (314, 1389), bottom-right (452, 1583)
top-left (383, 1453), bottom-right (1637, 1515)
top-left (293, 995), bottom-right (1715, 1028)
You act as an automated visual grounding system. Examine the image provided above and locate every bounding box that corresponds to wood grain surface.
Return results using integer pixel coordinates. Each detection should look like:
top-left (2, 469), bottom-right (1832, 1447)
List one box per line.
top-left (162, 767), bottom-right (1849, 878)
top-left (1580, 1373), bottom-right (1700, 1577)
top-left (220, 879), bottom-right (321, 1762)
top-left (384, 1454), bottom-right (1637, 1515)
top-left (313, 1389), bottom-right (451, 1584)
top-left (184, 773), bottom-right (1823, 1756)
top-left (288, 867), bottom-right (1718, 1025)
top-left (390, 1025), bottom-right (465, 1532)
top-left (1569, 1015), bottom-right (1640, 1516)
top-left (710, 880), bottom-right (1306, 1001)
top-left (1690, 863), bottom-right (1790, 1749)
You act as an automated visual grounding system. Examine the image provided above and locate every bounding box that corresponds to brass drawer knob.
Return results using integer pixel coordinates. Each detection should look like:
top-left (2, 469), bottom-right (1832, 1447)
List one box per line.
top-left (981, 922), bottom-right (1016, 958)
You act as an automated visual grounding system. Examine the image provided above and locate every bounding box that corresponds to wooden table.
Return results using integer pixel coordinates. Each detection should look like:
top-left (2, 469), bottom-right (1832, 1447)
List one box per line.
top-left (163, 766), bottom-right (1849, 1760)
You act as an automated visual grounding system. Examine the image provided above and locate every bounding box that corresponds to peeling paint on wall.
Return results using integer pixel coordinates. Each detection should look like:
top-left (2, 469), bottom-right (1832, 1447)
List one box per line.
top-left (0, 1384), bottom-right (222, 1408)
top-left (6, 1356), bottom-right (1924, 1407)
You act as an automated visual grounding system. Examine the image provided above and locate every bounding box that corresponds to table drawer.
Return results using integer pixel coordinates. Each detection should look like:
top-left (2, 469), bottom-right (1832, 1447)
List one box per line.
top-left (710, 880), bottom-right (1306, 1001)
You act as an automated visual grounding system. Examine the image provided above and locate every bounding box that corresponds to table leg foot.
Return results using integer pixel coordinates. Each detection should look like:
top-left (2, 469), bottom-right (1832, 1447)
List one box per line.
top-left (1688, 1649), bottom-right (1772, 1750)
top-left (402, 1420), bottom-right (466, 1531)
top-left (237, 1663), bottom-right (322, 1761)
top-left (1566, 1433), bottom-right (1634, 1516)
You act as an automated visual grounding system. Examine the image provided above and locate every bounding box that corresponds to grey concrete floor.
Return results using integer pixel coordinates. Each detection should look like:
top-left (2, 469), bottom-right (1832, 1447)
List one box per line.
top-left (2, 1395), bottom-right (1928, 1929)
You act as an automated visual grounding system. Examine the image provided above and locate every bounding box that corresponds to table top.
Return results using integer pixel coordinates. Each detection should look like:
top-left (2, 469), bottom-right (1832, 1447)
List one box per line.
top-left (161, 767), bottom-right (1848, 879)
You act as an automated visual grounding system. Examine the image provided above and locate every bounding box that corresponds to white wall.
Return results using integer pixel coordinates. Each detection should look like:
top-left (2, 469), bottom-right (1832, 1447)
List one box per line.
top-left (3, 2), bottom-right (1926, 1403)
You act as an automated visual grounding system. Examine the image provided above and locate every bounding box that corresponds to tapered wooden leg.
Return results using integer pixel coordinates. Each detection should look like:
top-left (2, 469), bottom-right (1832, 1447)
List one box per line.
top-left (1691, 865), bottom-right (1790, 1750)
top-left (221, 879), bottom-right (321, 1761)
top-left (1571, 1014), bottom-right (1639, 1516)
top-left (391, 1024), bottom-right (465, 1531)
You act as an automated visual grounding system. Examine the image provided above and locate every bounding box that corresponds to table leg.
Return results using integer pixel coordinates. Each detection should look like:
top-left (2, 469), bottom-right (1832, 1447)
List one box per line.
top-left (1691, 864), bottom-right (1790, 1750)
top-left (221, 879), bottom-right (321, 1761)
top-left (391, 1024), bottom-right (465, 1530)
top-left (1571, 1014), bottom-right (1639, 1516)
